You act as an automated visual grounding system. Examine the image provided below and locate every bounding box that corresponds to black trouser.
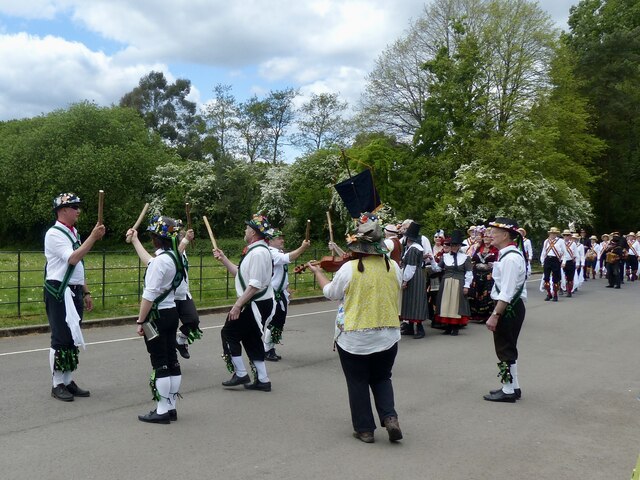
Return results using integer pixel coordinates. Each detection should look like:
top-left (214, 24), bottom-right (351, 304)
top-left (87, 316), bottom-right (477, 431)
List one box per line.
top-left (176, 297), bottom-right (200, 336)
top-left (337, 343), bottom-right (398, 433)
top-left (563, 260), bottom-right (576, 283)
top-left (543, 257), bottom-right (561, 289)
top-left (221, 299), bottom-right (273, 362)
top-left (627, 256), bottom-right (638, 279)
top-left (268, 299), bottom-right (287, 331)
top-left (493, 299), bottom-right (525, 365)
top-left (144, 307), bottom-right (180, 377)
top-left (607, 262), bottom-right (621, 287)
top-left (44, 282), bottom-right (84, 350)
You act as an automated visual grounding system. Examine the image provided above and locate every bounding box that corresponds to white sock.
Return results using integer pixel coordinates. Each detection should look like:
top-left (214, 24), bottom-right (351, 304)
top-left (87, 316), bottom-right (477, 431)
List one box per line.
top-left (50, 348), bottom-right (65, 386)
top-left (253, 360), bottom-right (269, 383)
top-left (169, 375), bottom-right (181, 410)
top-left (155, 377), bottom-right (171, 415)
top-left (176, 332), bottom-right (188, 346)
top-left (63, 371), bottom-right (73, 385)
top-left (511, 362), bottom-right (520, 390)
top-left (231, 356), bottom-right (247, 377)
top-left (52, 370), bottom-right (64, 387)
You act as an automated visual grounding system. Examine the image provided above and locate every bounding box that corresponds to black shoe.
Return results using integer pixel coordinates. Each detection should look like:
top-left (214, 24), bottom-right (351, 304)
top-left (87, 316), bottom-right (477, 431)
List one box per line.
top-left (176, 343), bottom-right (190, 359)
top-left (138, 409), bottom-right (170, 424)
top-left (168, 409), bottom-right (177, 421)
top-left (244, 380), bottom-right (272, 392)
top-left (66, 381), bottom-right (90, 397)
top-left (614, 285), bottom-right (621, 289)
top-left (441, 329), bottom-right (451, 335)
top-left (544, 295), bottom-right (552, 301)
top-left (222, 373), bottom-right (251, 387)
top-left (272, 349), bottom-right (282, 360)
top-left (605, 285), bottom-right (613, 288)
top-left (51, 383), bottom-right (74, 402)
top-left (552, 296), bottom-right (558, 302)
top-left (566, 292), bottom-right (572, 298)
top-left (265, 349), bottom-right (279, 362)
top-left (483, 390), bottom-right (517, 403)
top-left (450, 329), bottom-right (459, 336)
top-left (490, 387), bottom-right (521, 399)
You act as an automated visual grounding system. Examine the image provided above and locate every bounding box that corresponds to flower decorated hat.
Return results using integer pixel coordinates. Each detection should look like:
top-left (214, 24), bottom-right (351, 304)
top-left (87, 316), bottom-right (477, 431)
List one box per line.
top-left (346, 212), bottom-right (388, 255)
top-left (53, 192), bottom-right (81, 211)
top-left (147, 215), bottom-right (182, 239)
top-left (245, 214), bottom-right (271, 238)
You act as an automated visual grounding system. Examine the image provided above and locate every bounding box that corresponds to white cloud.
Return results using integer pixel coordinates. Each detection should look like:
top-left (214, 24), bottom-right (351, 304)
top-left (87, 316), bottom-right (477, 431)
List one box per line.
top-left (0, 32), bottom-right (164, 120)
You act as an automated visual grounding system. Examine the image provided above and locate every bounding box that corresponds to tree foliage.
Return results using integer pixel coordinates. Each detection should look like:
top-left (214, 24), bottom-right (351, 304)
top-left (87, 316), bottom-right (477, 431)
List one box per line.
top-left (0, 102), bottom-right (170, 243)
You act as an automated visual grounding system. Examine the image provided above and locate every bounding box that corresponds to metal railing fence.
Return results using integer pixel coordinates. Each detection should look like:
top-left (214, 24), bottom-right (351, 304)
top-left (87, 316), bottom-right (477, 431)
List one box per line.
top-left (0, 248), bottom-right (325, 318)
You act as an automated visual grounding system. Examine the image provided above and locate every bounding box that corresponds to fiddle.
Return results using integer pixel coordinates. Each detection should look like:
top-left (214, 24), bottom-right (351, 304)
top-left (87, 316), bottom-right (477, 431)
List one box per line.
top-left (294, 253), bottom-right (353, 274)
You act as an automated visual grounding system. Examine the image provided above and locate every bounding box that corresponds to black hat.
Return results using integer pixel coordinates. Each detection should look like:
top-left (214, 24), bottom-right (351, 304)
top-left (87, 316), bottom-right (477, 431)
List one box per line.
top-left (450, 229), bottom-right (464, 245)
top-left (404, 222), bottom-right (421, 242)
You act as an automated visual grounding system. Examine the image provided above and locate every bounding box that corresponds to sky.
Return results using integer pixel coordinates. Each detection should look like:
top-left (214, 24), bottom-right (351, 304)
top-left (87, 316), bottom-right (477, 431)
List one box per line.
top-left (0, 0), bottom-right (579, 126)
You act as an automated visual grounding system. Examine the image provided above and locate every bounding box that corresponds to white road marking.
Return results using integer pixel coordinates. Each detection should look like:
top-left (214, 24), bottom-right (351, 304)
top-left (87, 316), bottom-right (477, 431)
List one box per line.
top-left (0, 309), bottom-right (337, 357)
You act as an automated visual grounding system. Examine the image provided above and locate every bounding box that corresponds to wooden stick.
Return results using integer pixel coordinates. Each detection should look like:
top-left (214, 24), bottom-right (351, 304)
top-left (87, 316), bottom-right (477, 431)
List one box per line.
top-left (185, 202), bottom-right (192, 230)
top-left (203, 215), bottom-right (218, 250)
top-left (125, 203), bottom-right (149, 244)
top-left (97, 190), bottom-right (104, 225)
top-left (326, 211), bottom-right (334, 244)
top-left (305, 219), bottom-right (311, 242)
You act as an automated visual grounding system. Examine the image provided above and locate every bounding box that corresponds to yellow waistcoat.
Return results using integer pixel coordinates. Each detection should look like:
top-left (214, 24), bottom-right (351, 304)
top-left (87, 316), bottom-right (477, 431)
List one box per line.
top-left (343, 256), bottom-right (401, 331)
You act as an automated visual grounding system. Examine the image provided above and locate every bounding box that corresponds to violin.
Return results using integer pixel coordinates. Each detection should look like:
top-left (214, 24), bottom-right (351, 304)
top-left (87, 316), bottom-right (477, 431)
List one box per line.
top-left (294, 253), bottom-right (353, 274)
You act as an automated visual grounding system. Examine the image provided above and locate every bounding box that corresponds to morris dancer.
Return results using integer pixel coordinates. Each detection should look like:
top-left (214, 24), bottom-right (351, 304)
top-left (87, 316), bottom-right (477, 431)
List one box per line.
top-left (130, 216), bottom-right (185, 423)
top-left (214, 214), bottom-right (275, 392)
top-left (625, 232), bottom-right (639, 281)
top-left (540, 227), bottom-right (566, 302)
top-left (45, 193), bottom-right (105, 402)
top-left (483, 218), bottom-right (527, 403)
top-left (264, 228), bottom-right (310, 361)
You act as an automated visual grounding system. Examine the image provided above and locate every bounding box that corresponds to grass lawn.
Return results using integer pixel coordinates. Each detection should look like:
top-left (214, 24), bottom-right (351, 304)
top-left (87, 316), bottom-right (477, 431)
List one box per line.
top-left (0, 243), bottom-right (325, 329)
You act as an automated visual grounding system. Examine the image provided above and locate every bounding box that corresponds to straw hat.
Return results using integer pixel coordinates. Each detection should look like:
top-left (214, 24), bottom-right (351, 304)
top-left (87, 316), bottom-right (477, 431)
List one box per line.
top-left (548, 227), bottom-right (561, 234)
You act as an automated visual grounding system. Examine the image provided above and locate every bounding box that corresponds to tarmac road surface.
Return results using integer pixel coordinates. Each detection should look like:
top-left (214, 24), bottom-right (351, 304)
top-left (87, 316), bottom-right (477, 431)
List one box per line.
top-left (0, 275), bottom-right (638, 480)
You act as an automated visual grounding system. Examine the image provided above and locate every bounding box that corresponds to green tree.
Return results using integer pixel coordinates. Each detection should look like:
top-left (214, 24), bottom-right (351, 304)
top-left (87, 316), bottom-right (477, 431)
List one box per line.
top-left (235, 95), bottom-right (270, 163)
top-left (263, 88), bottom-right (298, 164)
top-left (202, 83), bottom-right (238, 160)
top-left (566, 0), bottom-right (640, 231)
top-left (0, 102), bottom-right (170, 243)
top-left (120, 71), bottom-right (204, 160)
top-left (293, 93), bottom-right (351, 152)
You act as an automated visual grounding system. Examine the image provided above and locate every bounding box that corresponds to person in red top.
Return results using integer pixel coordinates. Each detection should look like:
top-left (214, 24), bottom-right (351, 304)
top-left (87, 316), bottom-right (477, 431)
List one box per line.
top-left (468, 231), bottom-right (500, 323)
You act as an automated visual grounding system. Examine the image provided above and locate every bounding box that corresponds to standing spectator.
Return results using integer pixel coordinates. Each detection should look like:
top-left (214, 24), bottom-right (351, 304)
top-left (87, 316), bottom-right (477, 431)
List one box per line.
top-left (399, 222), bottom-right (429, 339)
top-left (468, 232), bottom-right (499, 323)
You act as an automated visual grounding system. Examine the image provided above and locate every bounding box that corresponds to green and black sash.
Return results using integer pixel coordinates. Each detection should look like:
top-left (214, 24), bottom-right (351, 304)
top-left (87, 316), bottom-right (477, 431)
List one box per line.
top-left (44, 226), bottom-right (82, 302)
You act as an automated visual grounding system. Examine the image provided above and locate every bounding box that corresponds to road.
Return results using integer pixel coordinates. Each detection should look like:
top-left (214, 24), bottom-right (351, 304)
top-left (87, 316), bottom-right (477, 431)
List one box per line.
top-left (0, 276), bottom-right (638, 480)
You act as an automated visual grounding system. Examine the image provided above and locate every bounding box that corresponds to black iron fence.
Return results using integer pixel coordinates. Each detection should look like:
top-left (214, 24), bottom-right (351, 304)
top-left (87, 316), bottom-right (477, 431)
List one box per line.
top-left (0, 249), bottom-right (325, 318)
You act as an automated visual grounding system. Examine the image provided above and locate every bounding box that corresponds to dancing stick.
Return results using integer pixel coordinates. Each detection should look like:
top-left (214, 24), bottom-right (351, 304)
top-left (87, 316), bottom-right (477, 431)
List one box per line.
top-left (326, 211), bottom-right (334, 244)
top-left (125, 203), bottom-right (150, 244)
top-left (97, 190), bottom-right (104, 225)
top-left (203, 215), bottom-right (218, 250)
top-left (305, 219), bottom-right (311, 242)
top-left (185, 202), bottom-right (194, 248)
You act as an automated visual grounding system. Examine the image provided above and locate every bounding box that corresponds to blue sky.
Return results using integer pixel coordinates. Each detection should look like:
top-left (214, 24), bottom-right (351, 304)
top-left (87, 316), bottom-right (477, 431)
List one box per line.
top-left (0, 0), bottom-right (578, 130)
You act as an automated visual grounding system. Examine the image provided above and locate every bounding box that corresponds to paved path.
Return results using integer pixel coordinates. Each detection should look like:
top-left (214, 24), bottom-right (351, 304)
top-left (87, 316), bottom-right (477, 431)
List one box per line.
top-left (0, 276), bottom-right (638, 480)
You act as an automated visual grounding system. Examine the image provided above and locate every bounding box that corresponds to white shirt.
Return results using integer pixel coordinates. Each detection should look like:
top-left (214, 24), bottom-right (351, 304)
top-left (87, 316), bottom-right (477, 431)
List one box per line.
top-left (491, 246), bottom-right (528, 303)
top-left (401, 242), bottom-right (423, 282)
top-left (540, 237), bottom-right (567, 263)
top-left (574, 241), bottom-right (585, 267)
top-left (522, 238), bottom-right (533, 265)
top-left (627, 240), bottom-right (640, 257)
top-left (401, 235), bottom-right (433, 257)
top-left (564, 241), bottom-right (579, 262)
top-left (430, 251), bottom-right (473, 288)
top-left (142, 249), bottom-right (178, 310)
top-left (323, 259), bottom-right (402, 355)
top-left (269, 246), bottom-right (291, 303)
top-left (44, 221), bottom-right (85, 285)
top-left (234, 240), bottom-right (274, 301)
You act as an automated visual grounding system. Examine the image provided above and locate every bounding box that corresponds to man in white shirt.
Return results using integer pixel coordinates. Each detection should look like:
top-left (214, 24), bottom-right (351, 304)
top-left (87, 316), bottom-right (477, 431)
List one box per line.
top-left (44, 193), bottom-right (105, 402)
top-left (264, 229), bottom-right (310, 361)
top-left (517, 228), bottom-right (533, 278)
top-left (214, 214), bottom-right (275, 392)
top-left (131, 216), bottom-right (185, 424)
top-left (484, 217), bottom-right (527, 403)
top-left (540, 227), bottom-right (567, 302)
top-left (562, 230), bottom-right (579, 297)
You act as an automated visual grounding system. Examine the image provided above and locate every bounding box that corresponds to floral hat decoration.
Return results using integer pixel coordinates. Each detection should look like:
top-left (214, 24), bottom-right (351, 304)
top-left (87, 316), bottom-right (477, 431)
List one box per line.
top-left (345, 212), bottom-right (388, 255)
top-left (147, 215), bottom-right (182, 239)
top-left (267, 228), bottom-right (283, 239)
top-left (245, 213), bottom-right (271, 237)
top-left (52, 192), bottom-right (82, 211)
